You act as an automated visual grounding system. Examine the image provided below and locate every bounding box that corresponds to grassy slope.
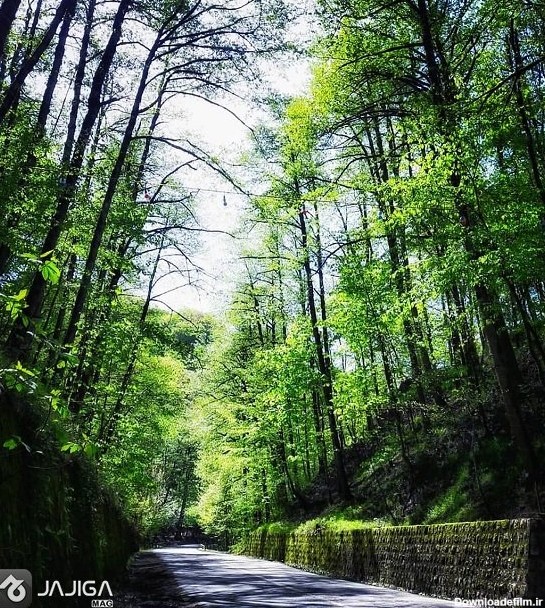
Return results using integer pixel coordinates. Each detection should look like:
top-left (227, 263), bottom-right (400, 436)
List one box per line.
top-left (292, 359), bottom-right (545, 528)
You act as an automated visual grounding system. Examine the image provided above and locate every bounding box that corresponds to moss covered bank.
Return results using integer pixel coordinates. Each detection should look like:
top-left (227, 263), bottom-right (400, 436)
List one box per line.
top-left (0, 391), bottom-right (138, 607)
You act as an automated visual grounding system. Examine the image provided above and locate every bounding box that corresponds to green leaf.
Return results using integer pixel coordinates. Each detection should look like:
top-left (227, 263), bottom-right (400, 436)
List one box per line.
top-left (13, 289), bottom-right (28, 301)
top-left (41, 260), bottom-right (61, 284)
top-left (61, 442), bottom-right (82, 454)
top-left (84, 442), bottom-right (98, 458)
top-left (56, 353), bottom-right (78, 368)
top-left (15, 361), bottom-right (35, 375)
top-left (20, 253), bottom-right (39, 262)
top-left (3, 437), bottom-right (20, 450)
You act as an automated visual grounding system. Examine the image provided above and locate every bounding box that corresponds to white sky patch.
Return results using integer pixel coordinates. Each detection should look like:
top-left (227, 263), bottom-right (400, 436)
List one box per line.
top-left (149, 51), bottom-right (313, 316)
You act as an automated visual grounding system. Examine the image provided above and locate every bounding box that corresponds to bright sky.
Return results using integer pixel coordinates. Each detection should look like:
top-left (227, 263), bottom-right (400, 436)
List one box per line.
top-left (149, 52), bottom-right (313, 316)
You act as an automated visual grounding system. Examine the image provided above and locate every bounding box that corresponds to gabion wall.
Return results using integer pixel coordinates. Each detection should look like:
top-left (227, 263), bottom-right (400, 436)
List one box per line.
top-left (241, 519), bottom-right (545, 600)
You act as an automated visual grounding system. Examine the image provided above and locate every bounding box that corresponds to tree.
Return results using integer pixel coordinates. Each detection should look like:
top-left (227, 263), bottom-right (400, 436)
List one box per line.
top-left (309, 0), bottom-right (544, 482)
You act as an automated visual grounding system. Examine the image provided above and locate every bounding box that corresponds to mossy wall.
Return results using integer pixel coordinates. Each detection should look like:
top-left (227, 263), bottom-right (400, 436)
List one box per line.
top-left (0, 392), bottom-right (138, 607)
top-left (240, 519), bottom-right (545, 600)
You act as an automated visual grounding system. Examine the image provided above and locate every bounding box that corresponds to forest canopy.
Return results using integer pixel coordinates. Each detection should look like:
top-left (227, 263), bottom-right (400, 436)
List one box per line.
top-left (1, 0), bottom-right (545, 540)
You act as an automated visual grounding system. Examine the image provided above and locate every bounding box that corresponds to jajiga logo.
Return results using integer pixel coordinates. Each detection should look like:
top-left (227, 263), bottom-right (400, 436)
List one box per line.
top-left (0, 570), bottom-right (32, 608)
top-left (37, 579), bottom-right (113, 598)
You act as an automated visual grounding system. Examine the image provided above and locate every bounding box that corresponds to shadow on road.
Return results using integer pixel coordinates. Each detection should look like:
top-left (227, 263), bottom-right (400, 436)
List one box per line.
top-left (114, 548), bottom-right (200, 608)
top-left (155, 548), bottom-right (457, 608)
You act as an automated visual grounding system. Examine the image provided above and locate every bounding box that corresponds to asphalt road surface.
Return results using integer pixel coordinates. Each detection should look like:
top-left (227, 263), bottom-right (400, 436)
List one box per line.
top-left (150, 547), bottom-right (460, 608)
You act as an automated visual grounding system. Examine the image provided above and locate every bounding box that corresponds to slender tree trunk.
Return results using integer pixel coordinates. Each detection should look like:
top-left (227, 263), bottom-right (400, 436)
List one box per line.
top-left (298, 201), bottom-right (352, 501)
top-left (64, 33), bottom-right (161, 347)
top-left (176, 455), bottom-right (196, 529)
top-left (506, 279), bottom-right (545, 387)
top-left (364, 123), bottom-right (427, 401)
top-left (36, 3), bottom-right (74, 132)
top-left (379, 330), bottom-right (415, 482)
top-left (508, 21), bottom-right (545, 220)
top-left (62, 0), bottom-right (97, 165)
top-left (0, 0), bottom-right (21, 79)
top-left (310, 388), bottom-right (328, 479)
top-left (4, 0), bottom-right (130, 360)
top-left (450, 282), bottom-right (481, 383)
top-left (99, 223), bottom-right (166, 443)
top-left (277, 428), bottom-right (309, 508)
top-left (0, 0), bottom-right (75, 124)
top-left (6, 0), bottom-right (42, 85)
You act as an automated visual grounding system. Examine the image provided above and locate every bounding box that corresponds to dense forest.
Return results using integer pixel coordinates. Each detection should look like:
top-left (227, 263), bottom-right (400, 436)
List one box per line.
top-left (1, 0), bottom-right (545, 551)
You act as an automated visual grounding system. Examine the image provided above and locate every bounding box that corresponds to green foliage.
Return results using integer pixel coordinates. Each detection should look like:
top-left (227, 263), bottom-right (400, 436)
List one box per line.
top-left (424, 465), bottom-right (475, 524)
top-left (143, 308), bottom-right (216, 367)
top-left (2, 435), bottom-right (31, 452)
top-left (99, 348), bottom-right (198, 534)
top-left (294, 514), bottom-right (388, 533)
top-left (1, 289), bottom-right (29, 321)
top-left (0, 390), bottom-right (137, 599)
top-left (3, 0), bottom-right (545, 562)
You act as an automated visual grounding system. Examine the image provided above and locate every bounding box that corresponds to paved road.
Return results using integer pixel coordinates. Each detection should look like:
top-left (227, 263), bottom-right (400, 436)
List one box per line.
top-left (152, 547), bottom-right (460, 608)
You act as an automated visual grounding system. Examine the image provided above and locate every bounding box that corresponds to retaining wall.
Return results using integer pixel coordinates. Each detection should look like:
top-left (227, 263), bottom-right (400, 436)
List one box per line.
top-left (240, 519), bottom-right (545, 600)
top-left (0, 391), bottom-right (138, 607)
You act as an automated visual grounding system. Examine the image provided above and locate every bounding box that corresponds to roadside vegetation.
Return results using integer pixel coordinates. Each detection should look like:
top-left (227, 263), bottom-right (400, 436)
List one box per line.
top-left (1, 0), bottom-right (545, 552)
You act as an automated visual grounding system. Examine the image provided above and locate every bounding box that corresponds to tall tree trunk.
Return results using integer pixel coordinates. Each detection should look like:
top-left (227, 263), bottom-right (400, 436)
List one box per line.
top-left (298, 200), bottom-right (352, 501)
top-left (416, 0), bottom-right (538, 480)
top-left (0, 0), bottom-right (75, 124)
top-left (4, 0), bottom-right (130, 361)
top-left (508, 21), bottom-right (545, 221)
top-left (62, 0), bottom-right (97, 165)
top-left (0, 0), bottom-right (21, 77)
top-left (36, 3), bottom-right (74, 132)
top-left (63, 32), bottom-right (161, 347)
top-left (475, 283), bottom-right (536, 476)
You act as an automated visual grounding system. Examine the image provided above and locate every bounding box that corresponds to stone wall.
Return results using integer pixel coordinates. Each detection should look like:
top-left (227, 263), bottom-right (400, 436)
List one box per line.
top-left (0, 391), bottom-right (138, 607)
top-left (240, 519), bottom-right (545, 600)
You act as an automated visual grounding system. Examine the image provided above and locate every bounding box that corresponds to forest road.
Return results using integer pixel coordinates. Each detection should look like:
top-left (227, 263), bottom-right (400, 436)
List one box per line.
top-left (147, 546), bottom-right (461, 607)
